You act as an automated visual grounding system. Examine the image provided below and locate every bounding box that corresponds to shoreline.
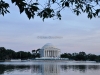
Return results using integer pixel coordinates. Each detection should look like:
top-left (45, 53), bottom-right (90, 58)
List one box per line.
top-left (0, 59), bottom-right (97, 63)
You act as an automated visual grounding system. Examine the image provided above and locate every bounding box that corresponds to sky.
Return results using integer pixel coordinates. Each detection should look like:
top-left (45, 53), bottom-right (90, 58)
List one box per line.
top-left (0, 0), bottom-right (100, 55)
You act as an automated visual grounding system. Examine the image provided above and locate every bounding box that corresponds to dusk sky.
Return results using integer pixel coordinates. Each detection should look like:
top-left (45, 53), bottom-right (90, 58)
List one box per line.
top-left (0, 0), bottom-right (100, 54)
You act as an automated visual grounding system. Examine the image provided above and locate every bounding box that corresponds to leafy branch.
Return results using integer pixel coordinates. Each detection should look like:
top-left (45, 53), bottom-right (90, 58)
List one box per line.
top-left (0, 0), bottom-right (100, 20)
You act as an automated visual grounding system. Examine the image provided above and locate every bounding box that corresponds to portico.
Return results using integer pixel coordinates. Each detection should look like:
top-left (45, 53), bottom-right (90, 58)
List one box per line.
top-left (39, 43), bottom-right (60, 58)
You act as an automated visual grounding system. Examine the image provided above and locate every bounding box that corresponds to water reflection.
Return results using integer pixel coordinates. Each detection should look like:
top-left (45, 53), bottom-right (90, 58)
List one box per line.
top-left (31, 63), bottom-right (60, 75)
top-left (0, 62), bottom-right (100, 75)
top-left (0, 65), bottom-right (30, 74)
top-left (61, 65), bottom-right (100, 72)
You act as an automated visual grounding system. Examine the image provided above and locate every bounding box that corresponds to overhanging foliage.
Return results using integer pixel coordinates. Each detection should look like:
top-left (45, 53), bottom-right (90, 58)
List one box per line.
top-left (0, 0), bottom-right (100, 20)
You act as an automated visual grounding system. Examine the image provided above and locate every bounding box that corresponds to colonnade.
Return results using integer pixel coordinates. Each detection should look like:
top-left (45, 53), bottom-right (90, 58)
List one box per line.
top-left (44, 50), bottom-right (59, 57)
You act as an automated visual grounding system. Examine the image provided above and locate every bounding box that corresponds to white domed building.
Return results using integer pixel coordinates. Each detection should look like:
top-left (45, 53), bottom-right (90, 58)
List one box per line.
top-left (39, 43), bottom-right (60, 58)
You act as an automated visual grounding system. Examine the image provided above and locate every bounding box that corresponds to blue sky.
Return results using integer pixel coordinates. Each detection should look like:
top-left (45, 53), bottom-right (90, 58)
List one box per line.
top-left (0, 0), bottom-right (100, 54)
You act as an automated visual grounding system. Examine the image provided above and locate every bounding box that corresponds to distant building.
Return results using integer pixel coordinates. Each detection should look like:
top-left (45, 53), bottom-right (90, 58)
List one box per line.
top-left (39, 43), bottom-right (60, 58)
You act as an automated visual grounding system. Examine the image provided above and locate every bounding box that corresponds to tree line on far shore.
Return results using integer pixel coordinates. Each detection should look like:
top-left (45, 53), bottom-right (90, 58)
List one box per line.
top-left (0, 47), bottom-right (40, 60)
top-left (0, 47), bottom-right (100, 62)
top-left (60, 52), bottom-right (100, 62)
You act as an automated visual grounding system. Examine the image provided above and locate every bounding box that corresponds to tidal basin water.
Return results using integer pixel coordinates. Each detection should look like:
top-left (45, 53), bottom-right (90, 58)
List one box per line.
top-left (0, 61), bottom-right (100, 75)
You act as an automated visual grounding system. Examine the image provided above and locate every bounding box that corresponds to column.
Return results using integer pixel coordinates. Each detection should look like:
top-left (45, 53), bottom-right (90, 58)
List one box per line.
top-left (54, 51), bottom-right (55, 57)
top-left (56, 50), bottom-right (57, 57)
top-left (46, 50), bottom-right (47, 57)
top-left (53, 50), bottom-right (54, 57)
top-left (49, 50), bottom-right (50, 57)
top-left (56, 51), bottom-right (58, 56)
top-left (44, 50), bottom-right (45, 57)
top-left (45, 50), bottom-right (46, 57)
top-left (47, 50), bottom-right (48, 57)
top-left (55, 50), bottom-right (56, 57)
top-left (53, 51), bottom-right (55, 57)
top-left (51, 50), bottom-right (52, 57)
top-left (57, 51), bottom-right (58, 57)
top-left (52, 50), bottom-right (53, 57)
top-left (50, 50), bottom-right (51, 57)
top-left (48, 50), bottom-right (49, 57)
top-left (56, 50), bottom-right (58, 57)
top-left (50, 51), bottom-right (51, 57)
top-left (45, 50), bottom-right (47, 57)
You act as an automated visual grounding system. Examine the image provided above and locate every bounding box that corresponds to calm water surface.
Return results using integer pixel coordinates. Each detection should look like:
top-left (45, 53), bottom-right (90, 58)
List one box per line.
top-left (0, 61), bottom-right (100, 75)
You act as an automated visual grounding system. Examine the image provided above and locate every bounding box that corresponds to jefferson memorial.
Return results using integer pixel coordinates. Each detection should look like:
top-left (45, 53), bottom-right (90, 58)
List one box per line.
top-left (39, 43), bottom-right (60, 58)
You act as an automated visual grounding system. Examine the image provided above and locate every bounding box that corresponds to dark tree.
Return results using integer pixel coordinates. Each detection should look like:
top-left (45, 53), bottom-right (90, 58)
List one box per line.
top-left (5, 49), bottom-right (16, 59)
top-left (16, 51), bottom-right (32, 59)
top-left (0, 47), bottom-right (6, 60)
top-left (76, 52), bottom-right (86, 60)
top-left (32, 50), bottom-right (36, 54)
top-left (32, 49), bottom-right (40, 58)
top-left (0, 47), bottom-right (33, 60)
top-left (0, 0), bottom-right (100, 21)
top-left (60, 53), bottom-right (72, 59)
top-left (87, 53), bottom-right (97, 61)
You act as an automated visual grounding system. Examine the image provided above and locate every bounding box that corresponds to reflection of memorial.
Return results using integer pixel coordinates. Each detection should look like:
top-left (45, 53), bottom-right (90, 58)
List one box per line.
top-left (43, 64), bottom-right (60, 75)
top-left (31, 63), bottom-right (60, 75)
top-left (31, 65), bottom-right (42, 73)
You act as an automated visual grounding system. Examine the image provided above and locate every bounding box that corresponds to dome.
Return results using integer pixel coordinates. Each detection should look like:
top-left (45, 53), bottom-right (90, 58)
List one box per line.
top-left (42, 43), bottom-right (55, 49)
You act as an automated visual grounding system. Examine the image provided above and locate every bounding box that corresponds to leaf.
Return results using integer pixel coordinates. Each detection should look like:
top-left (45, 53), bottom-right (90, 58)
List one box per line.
top-left (76, 11), bottom-right (81, 15)
top-left (11, 0), bottom-right (16, 3)
top-left (95, 9), bottom-right (100, 16)
top-left (60, 0), bottom-right (64, 2)
top-left (92, 13), bottom-right (96, 17)
top-left (25, 8), bottom-right (31, 19)
top-left (20, 7), bottom-right (24, 14)
top-left (31, 6), bottom-right (39, 11)
top-left (52, 0), bottom-right (56, 3)
top-left (6, 10), bottom-right (10, 13)
top-left (88, 13), bottom-right (92, 19)
top-left (32, 3), bottom-right (39, 5)
top-left (65, 2), bottom-right (69, 7)
top-left (43, 12), bottom-right (48, 18)
top-left (96, 0), bottom-right (99, 4)
top-left (2, 11), bottom-right (4, 16)
top-left (62, 2), bottom-right (64, 7)
top-left (70, 0), bottom-right (74, 5)
top-left (57, 11), bottom-right (61, 20)
top-left (45, 8), bottom-right (52, 14)
top-left (4, 3), bottom-right (9, 8)
top-left (59, 17), bottom-right (61, 20)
